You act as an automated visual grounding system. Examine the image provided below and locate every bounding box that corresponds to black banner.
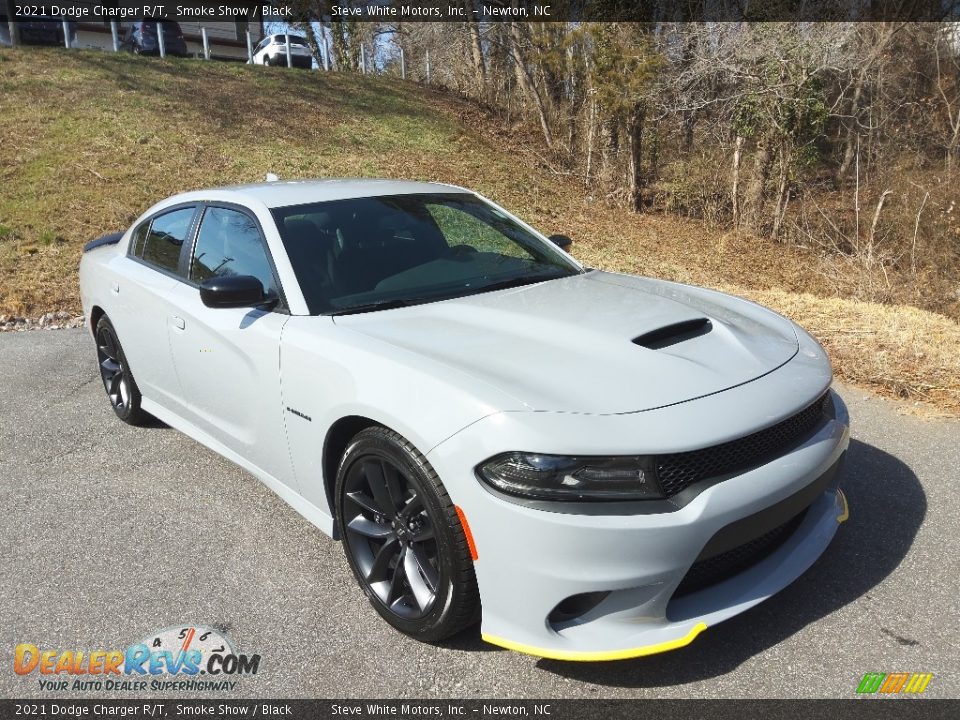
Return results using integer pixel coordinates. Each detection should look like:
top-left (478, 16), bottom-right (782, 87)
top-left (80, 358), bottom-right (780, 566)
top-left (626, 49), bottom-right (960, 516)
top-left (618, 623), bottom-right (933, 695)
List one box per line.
top-left (3, 0), bottom-right (960, 23)
top-left (1, 700), bottom-right (959, 720)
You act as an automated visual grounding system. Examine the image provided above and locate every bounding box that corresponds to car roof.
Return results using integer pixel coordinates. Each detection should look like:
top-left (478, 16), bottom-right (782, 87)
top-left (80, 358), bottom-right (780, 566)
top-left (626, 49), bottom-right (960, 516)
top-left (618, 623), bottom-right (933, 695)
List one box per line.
top-left (168, 179), bottom-right (473, 210)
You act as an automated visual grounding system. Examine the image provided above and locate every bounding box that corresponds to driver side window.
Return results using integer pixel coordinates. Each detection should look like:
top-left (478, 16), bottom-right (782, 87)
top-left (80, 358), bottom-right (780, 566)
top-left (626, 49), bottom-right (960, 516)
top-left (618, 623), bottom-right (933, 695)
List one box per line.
top-left (190, 206), bottom-right (279, 297)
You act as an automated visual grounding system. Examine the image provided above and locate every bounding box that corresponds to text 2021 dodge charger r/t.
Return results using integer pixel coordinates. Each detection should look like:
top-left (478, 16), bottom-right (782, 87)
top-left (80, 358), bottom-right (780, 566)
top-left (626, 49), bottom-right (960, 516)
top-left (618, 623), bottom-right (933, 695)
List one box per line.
top-left (79, 179), bottom-right (850, 661)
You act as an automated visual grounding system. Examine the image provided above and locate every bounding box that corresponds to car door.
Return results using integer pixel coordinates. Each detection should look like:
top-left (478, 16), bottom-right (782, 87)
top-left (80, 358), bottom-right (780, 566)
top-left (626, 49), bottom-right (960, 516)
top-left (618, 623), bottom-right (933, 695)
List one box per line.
top-left (164, 203), bottom-right (294, 484)
top-left (110, 204), bottom-right (198, 415)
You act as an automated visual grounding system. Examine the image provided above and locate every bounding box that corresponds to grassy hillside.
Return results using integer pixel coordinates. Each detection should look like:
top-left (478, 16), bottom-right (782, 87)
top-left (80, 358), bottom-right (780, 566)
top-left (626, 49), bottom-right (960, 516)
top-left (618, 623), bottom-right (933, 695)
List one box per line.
top-left (1, 47), bottom-right (958, 415)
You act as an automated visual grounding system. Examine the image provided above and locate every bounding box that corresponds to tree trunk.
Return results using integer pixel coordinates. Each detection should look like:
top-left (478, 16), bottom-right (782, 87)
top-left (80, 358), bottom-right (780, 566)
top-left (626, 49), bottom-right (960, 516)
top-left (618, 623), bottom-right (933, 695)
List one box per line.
top-left (681, 110), bottom-right (696, 151)
top-left (627, 105), bottom-right (645, 211)
top-left (771, 143), bottom-right (792, 240)
top-left (600, 117), bottom-right (619, 188)
top-left (508, 19), bottom-right (553, 148)
top-left (585, 94), bottom-right (596, 184)
top-left (948, 117), bottom-right (960, 176)
top-left (867, 189), bottom-right (893, 263)
top-left (836, 73), bottom-right (866, 186)
top-left (465, 3), bottom-right (486, 93)
top-left (744, 138), bottom-right (774, 232)
top-left (836, 24), bottom-right (899, 185)
top-left (731, 134), bottom-right (745, 227)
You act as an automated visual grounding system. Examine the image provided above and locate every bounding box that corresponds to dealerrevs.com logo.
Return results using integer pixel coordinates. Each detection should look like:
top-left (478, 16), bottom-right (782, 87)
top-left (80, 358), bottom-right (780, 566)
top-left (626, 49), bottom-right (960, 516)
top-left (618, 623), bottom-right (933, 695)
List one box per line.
top-left (13, 625), bottom-right (261, 692)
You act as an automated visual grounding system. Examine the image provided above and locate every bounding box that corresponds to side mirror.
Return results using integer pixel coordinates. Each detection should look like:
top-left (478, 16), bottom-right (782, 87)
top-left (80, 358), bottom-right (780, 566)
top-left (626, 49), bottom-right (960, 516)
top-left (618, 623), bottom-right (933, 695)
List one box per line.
top-left (199, 275), bottom-right (267, 309)
top-left (549, 234), bottom-right (573, 251)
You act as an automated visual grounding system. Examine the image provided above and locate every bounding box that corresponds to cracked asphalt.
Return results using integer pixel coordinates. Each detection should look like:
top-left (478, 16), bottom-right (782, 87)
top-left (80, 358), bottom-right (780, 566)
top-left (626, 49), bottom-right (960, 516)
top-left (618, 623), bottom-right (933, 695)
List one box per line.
top-left (0, 328), bottom-right (957, 698)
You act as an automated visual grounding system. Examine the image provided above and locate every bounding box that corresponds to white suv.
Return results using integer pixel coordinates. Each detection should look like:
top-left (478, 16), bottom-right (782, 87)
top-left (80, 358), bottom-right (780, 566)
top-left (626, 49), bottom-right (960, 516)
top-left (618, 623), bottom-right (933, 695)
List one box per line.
top-left (251, 34), bottom-right (314, 69)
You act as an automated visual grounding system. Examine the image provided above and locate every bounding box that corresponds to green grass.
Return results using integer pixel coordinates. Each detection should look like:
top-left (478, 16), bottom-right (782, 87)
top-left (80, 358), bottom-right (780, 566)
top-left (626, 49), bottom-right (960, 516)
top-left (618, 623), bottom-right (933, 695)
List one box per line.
top-left (0, 47), bottom-right (502, 315)
top-left (2, 46), bottom-right (960, 414)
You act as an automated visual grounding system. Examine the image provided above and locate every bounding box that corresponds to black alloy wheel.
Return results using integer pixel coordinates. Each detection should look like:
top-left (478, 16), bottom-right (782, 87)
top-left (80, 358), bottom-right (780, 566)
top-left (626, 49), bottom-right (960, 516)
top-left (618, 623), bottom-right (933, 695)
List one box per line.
top-left (336, 427), bottom-right (479, 641)
top-left (95, 316), bottom-right (145, 425)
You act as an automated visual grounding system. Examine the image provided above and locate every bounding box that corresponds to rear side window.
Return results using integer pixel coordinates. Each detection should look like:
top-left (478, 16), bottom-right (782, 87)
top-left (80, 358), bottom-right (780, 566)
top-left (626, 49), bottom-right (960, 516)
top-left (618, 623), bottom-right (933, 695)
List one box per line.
top-left (129, 221), bottom-right (150, 257)
top-left (140, 207), bottom-right (195, 273)
top-left (190, 206), bottom-right (278, 296)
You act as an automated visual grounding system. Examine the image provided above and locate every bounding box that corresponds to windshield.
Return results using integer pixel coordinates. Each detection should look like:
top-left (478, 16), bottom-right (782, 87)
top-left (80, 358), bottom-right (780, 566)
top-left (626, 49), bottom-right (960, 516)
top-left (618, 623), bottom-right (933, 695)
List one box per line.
top-left (271, 193), bottom-right (581, 315)
top-left (275, 35), bottom-right (308, 46)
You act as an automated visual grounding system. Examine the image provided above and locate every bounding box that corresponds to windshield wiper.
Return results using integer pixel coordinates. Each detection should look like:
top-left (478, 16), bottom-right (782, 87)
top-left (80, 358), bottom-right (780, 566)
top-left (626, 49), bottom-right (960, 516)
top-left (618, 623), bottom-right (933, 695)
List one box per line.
top-left (327, 273), bottom-right (569, 316)
top-left (326, 297), bottom-right (437, 316)
top-left (469, 272), bottom-right (567, 295)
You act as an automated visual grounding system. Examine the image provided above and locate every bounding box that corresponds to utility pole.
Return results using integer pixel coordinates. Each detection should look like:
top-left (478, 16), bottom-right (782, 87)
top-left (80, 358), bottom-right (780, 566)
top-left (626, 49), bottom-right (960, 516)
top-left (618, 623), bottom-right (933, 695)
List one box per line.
top-left (285, 32), bottom-right (292, 68)
top-left (157, 22), bottom-right (166, 58)
top-left (426, 50), bottom-right (431, 83)
top-left (6, 0), bottom-right (18, 46)
top-left (110, 21), bottom-right (119, 52)
top-left (201, 27), bottom-right (210, 59)
top-left (400, 47), bottom-right (405, 79)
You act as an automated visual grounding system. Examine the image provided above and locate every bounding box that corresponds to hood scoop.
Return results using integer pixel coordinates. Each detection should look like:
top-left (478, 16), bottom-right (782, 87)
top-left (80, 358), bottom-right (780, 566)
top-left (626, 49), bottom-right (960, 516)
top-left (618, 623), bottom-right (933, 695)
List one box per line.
top-left (633, 318), bottom-right (713, 350)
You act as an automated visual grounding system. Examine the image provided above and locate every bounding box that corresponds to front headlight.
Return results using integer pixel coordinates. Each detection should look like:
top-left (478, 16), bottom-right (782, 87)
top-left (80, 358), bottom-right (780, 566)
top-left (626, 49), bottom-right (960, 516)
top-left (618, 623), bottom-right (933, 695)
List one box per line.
top-left (476, 452), bottom-right (663, 501)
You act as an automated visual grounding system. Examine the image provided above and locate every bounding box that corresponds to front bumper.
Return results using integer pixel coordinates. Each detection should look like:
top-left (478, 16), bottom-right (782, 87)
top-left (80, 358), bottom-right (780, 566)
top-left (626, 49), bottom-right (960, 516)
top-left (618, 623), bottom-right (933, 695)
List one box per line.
top-left (428, 378), bottom-right (850, 660)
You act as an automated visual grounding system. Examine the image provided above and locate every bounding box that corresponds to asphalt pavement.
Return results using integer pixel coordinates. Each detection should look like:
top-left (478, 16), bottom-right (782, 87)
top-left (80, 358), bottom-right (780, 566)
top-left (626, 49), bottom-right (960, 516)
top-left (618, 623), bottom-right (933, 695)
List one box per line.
top-left (0, 328), bottom-right (957, 699)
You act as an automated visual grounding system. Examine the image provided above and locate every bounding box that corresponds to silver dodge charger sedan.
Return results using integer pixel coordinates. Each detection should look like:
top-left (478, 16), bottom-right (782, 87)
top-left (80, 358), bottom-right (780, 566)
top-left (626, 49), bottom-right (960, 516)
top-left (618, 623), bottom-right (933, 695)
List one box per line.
top-left (79, 179), bottom-right (850, 661)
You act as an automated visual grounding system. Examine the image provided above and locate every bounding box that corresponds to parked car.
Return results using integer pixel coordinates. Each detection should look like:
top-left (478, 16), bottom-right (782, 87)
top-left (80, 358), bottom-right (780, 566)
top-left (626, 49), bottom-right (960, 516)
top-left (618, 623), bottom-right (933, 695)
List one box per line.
top-left (251, 34), bottom-right (314, 68)
top-left (15, 17), bottom-right (75, 46)
top-left (79, 179), bottom-right (849, 661)
top-left (123, 21), bottom-right (189, 58)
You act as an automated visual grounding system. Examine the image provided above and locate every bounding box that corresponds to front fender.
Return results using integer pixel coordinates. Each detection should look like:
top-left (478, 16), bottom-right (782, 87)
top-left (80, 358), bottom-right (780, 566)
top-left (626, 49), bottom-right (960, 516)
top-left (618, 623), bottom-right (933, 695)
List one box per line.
top-left (278, 315), bottom-right (522, 520)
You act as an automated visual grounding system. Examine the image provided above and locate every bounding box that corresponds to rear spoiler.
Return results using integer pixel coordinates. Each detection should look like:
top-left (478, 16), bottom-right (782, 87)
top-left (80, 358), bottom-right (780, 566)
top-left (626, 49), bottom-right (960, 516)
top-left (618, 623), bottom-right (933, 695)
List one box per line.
top-left (83, 232), bottom-right (124, 253)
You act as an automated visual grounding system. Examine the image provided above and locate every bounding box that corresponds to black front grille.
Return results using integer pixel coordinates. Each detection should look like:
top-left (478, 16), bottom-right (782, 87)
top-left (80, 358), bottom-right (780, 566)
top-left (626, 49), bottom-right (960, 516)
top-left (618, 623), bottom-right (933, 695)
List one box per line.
top-left (655, 393), bottom-right (831, 497)
top-left (673, 509), bottom-right (807, 597)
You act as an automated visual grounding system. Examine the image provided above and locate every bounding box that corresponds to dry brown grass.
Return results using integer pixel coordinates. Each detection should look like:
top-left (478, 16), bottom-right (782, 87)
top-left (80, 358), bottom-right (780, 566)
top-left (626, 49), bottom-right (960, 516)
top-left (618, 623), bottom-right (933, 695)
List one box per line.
top-left (2, 47), bottom-right (958, 416)
top-left (722, 289), bottom-right (960, 416)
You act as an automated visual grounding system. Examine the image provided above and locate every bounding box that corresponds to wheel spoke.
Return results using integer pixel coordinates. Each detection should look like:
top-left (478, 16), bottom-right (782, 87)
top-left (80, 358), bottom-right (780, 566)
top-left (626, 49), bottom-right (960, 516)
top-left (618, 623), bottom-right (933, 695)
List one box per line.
top-left (404, 545), bottom-right (437, 610)
top-left (101, 332), bottom-right (117, 359)
top-left (366, 537), bottom-right (399, 583)
top-left (409, 544), bottom-right (439, 593)
top-left (398, 491), bottom-right (423, 520)
top-left (346, 515), bottom-right (392, 539)
top-left (382, 462), bottom-right (405, 511)
top-left (101, 358), bottom-right (120, 375)
top-left (108, 372), bottom-right (123, 399)
top-left (345, 490), bottom-right (381, 516)
top-left (363, 461), bottom-right (397, 517)
top-left (386, 546), bottom-right (408, 606)
top-left (344, 453), bottom-right (440, 620)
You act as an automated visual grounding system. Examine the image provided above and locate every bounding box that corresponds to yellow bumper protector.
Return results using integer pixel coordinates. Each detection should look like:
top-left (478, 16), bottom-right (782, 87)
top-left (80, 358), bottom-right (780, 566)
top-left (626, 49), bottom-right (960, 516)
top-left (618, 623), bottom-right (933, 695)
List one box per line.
top-left (836, 489), bottom-right (850, 523)
top-left (482, 621), bottom-right (707, 662)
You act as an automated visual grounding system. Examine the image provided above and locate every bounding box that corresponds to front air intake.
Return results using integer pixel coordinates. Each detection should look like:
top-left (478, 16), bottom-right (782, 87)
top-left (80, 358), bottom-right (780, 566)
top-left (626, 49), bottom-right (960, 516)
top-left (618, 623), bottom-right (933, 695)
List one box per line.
top-left (633, 318), bottom-right (712, 349)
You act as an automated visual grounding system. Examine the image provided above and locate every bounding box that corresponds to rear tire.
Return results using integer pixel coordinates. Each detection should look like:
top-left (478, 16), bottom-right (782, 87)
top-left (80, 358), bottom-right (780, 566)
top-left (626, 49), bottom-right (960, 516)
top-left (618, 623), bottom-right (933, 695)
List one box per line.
top-left (95, 316), bottom-right (146, 426)
top-left (335, 426), bottom-right (480, 642)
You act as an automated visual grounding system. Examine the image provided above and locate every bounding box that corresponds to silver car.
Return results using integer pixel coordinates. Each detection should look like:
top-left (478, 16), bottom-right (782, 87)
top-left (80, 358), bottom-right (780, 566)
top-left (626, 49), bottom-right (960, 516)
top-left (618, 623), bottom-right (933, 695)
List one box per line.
top-left (79, 179), bottom-right (850, 661)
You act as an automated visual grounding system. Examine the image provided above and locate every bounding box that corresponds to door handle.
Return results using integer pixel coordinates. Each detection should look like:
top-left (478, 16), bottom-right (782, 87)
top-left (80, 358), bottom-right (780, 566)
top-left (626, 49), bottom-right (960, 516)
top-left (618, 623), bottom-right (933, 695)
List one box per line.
top-left (171, 316), bottom-right (185, 330)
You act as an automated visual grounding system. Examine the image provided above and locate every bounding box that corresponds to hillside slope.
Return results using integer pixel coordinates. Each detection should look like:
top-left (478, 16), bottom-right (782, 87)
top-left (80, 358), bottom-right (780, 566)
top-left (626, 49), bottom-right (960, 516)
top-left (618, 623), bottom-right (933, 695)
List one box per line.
top-left (1, 47), bottom-right (958, 414)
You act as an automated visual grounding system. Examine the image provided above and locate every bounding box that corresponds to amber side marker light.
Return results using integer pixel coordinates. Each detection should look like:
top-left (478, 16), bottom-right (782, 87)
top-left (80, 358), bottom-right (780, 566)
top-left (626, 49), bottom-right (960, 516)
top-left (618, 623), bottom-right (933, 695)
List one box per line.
top-left (454, 505), bottom-right (479, 561)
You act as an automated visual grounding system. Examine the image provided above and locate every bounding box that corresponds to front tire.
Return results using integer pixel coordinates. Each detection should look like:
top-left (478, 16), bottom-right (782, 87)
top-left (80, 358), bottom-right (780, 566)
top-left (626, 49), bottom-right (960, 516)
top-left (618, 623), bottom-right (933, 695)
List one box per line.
top-left (335, 426), bottom-right (480, 642)
top-left (95, 316), bottom-right (146, 425)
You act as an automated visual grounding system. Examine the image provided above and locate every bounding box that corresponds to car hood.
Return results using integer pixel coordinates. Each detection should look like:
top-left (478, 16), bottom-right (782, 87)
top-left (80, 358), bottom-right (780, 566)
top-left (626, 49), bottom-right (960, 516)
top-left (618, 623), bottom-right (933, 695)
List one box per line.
top-left (333, 271), bottom-right (799, 414)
